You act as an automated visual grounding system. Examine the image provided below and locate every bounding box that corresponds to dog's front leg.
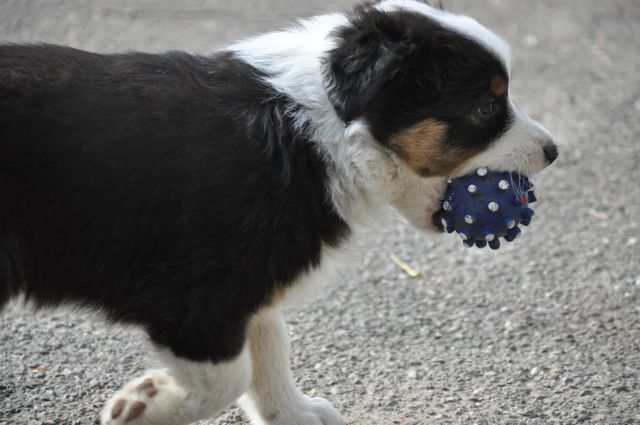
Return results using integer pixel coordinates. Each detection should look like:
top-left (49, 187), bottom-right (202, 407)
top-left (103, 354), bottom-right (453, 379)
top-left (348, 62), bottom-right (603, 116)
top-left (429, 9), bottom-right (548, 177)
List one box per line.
top-left (239, 307), bottom-right (344, 425)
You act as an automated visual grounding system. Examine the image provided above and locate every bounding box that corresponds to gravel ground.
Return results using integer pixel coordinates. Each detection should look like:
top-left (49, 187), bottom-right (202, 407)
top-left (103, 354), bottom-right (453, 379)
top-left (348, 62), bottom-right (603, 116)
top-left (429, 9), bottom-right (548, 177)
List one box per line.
top-left (1, 1), bottom-right (639, 424)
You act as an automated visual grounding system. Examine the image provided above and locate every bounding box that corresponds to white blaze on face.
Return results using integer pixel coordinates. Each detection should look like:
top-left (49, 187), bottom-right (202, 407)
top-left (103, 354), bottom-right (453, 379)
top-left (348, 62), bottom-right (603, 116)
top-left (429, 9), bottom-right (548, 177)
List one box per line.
top-left (375, 0), bottom-right (512, 73)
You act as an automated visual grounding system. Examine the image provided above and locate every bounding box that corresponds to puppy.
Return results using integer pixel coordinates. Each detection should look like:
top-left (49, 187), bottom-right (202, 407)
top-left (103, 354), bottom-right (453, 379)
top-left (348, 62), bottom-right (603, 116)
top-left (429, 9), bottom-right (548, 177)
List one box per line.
top-left (0, 1), bottom-right (558, 424)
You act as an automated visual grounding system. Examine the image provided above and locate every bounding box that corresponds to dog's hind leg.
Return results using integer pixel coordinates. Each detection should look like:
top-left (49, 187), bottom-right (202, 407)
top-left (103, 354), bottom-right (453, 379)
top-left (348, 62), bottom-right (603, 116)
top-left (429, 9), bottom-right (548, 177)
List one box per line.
top-left (101, 345), bottom-right (251, 425)
top-left (239, 307), bottom-right (344, 425)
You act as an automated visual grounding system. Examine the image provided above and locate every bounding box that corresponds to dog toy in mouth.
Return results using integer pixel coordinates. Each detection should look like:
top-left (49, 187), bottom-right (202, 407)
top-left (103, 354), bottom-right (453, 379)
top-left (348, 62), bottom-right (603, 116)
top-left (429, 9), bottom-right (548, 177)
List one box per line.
top-left (441, 168), bottom-right (536, 250)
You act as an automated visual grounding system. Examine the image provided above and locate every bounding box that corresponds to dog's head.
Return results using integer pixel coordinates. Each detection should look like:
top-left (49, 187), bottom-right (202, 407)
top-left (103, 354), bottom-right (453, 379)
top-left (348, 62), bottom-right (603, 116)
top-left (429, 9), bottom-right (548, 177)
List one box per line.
top-left (324, 0), bottom-right (558, 231)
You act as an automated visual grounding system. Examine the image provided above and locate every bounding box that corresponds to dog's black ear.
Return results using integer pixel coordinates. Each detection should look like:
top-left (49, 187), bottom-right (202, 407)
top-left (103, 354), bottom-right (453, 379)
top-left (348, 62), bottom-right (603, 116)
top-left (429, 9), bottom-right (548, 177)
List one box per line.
top-left (325, 8), bottom-right (441, 123)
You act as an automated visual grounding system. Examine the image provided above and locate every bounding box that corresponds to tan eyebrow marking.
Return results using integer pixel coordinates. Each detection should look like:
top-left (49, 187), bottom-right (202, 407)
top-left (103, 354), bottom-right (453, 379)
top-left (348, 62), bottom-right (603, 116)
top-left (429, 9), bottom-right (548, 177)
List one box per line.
top-left (490, 74), bottom-right (508, 97)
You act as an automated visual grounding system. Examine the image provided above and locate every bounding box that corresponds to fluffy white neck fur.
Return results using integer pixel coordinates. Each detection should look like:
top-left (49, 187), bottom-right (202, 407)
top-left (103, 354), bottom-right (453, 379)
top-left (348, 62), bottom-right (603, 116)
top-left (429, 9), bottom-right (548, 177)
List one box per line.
top-left (229, 13), bottom-right (403, 229)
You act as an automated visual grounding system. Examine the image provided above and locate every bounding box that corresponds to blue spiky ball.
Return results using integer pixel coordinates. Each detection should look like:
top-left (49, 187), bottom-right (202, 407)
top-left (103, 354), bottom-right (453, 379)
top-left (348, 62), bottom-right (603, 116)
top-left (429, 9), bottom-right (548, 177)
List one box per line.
top-left (441, 168), bottom-right (537, 250)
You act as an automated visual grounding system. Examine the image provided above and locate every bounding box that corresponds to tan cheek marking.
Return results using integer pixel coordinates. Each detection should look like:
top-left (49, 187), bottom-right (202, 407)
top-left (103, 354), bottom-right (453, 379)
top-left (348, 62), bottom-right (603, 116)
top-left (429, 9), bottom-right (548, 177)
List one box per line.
top-left (389, 119), bottom-right (484, 177)
top-left (491, 75), bottom-right (508, 97)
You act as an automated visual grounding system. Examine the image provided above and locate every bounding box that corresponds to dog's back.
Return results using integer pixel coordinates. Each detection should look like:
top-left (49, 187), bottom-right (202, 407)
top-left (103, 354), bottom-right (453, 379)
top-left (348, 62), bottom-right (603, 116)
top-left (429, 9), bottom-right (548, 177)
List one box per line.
top-left (0, 45), bottom-right (346, 349)
top-left (0, 45), bottom-right (226, 313)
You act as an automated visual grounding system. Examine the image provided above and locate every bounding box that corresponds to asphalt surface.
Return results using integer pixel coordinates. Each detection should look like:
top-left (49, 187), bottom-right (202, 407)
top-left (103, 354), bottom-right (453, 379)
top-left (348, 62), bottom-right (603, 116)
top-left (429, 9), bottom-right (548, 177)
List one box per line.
top-left (1, 1), bottom-right (639, 424)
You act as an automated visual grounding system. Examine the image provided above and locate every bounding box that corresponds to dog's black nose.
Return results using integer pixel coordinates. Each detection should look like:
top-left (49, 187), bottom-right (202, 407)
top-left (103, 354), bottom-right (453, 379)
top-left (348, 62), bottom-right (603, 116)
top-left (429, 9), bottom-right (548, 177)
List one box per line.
top-left (544, 142), bottom-right (559, 164)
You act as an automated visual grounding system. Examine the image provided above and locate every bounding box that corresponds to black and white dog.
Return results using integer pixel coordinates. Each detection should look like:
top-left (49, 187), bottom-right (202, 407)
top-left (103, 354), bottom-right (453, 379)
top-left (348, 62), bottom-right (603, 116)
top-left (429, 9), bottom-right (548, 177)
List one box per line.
top-left (0, 1), bottom-right (558, 424)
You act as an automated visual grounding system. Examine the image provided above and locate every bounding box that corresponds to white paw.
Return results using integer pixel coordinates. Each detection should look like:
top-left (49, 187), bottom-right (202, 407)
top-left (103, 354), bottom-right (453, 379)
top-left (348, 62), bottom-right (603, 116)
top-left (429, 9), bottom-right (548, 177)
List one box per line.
top-left (101, 369), bottom-right (187, 425)
top-left (265, 396), bottom-right (344, 425)
top-left (301, 396), bottom-right (345, 425)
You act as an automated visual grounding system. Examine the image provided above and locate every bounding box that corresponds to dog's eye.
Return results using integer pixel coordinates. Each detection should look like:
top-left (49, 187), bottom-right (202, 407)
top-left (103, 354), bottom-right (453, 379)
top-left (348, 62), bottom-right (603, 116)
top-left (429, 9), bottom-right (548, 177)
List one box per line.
top-left (477, 100), bottom-right (497, 117)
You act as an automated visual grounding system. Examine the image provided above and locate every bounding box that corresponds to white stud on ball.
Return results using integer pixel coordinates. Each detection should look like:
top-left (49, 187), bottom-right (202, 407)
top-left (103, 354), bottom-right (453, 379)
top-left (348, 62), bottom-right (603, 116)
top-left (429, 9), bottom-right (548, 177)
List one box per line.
top-left (443, 201), bottom-right (453, 211)
top-left (498, 180), bottom-right (510, 190)
top-left (488, 201), bottom-right (499, 212)
top-left (467, 184), bottom-right (477, 194)
top-left (477, 167), bottom-right (488, 177)
top-left (464, 214), bottom-right (475, 224)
